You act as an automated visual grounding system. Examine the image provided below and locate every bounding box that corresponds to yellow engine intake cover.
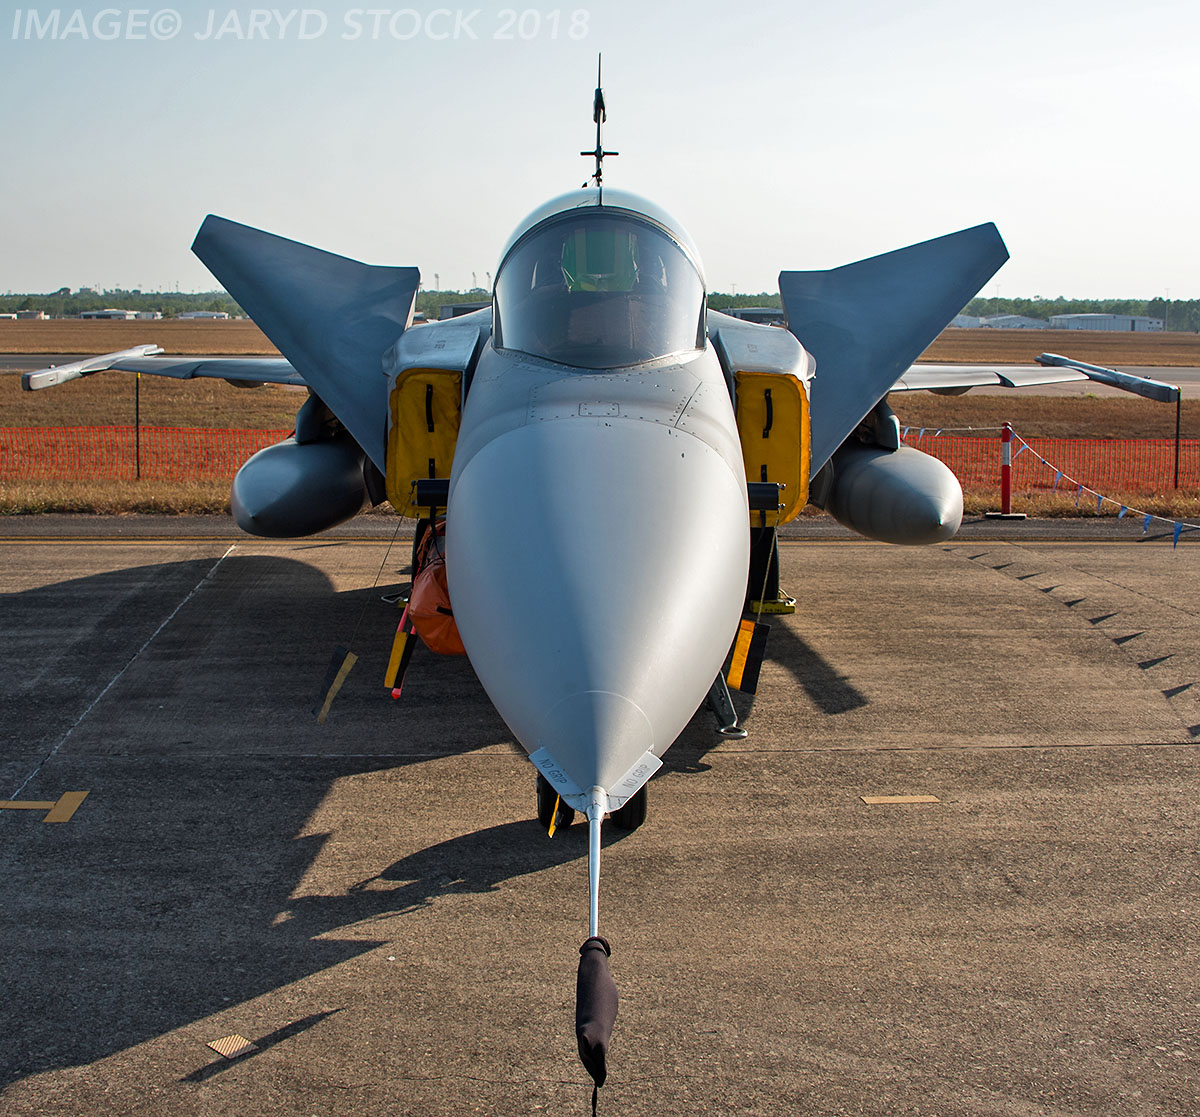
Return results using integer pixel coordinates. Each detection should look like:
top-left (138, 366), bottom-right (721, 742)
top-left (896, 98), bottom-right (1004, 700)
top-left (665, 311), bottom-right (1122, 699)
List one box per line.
top-left (386, 367), bottom-right (462, 516)
top-left (735, 370), bottom-right (810, 523)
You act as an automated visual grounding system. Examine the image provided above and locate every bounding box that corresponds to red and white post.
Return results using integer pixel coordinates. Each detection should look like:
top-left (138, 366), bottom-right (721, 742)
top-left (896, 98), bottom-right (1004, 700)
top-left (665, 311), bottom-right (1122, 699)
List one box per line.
top-left (1000, 422), bottom-right (1013, 514)
top-left (985, 422), bottom-right (1026, 520)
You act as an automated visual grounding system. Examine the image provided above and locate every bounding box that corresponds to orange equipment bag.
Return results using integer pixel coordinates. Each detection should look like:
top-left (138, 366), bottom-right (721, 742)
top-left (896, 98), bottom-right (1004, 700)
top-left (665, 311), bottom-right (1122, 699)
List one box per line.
top-left (409, 520), bottom-right (465, 656)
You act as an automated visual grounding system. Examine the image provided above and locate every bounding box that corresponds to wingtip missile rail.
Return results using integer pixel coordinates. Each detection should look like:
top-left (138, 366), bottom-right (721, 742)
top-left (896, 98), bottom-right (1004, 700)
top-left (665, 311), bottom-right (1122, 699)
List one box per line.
top-left (1036, 353), bottom-right (1181, 404)
top-left (21, 345), bottom-right (164, 391)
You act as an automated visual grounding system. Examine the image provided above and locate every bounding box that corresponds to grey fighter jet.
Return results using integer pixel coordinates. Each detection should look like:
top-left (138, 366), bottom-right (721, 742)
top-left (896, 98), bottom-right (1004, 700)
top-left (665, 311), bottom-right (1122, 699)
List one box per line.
top-left (23, 82), bottom-right (1179, 1096)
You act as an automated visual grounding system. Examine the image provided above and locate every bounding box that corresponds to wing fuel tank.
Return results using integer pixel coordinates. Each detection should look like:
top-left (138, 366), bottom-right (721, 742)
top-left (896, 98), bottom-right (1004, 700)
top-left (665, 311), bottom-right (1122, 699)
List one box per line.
top-left (231, 434), bottom-right (368, 537)
top-left (822, 443), bottom-right (963, 545)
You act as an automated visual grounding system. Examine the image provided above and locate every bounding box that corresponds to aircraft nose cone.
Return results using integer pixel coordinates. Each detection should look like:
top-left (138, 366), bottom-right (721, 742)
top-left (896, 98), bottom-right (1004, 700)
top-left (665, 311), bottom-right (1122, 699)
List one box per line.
top-left (446, 418), bottom-right (748, 793)
top-left (542, 691), bottom-right (654, 767)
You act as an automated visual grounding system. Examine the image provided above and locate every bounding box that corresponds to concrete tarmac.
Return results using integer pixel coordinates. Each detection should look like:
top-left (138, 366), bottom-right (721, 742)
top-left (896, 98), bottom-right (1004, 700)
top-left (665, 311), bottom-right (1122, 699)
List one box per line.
top-left (2, 518), bottom-right (1199, 1115)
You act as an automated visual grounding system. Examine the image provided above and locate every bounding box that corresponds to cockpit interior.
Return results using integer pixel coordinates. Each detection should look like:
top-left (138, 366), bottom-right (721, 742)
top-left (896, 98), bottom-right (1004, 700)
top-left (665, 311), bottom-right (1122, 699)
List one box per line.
top-left (494, 210), bottom-right (706, 369)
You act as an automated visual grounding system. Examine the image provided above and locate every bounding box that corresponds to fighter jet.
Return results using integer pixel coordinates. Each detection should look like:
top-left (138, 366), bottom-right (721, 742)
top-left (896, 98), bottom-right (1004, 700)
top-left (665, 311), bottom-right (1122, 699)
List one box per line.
top-left (23, 76), bottom-right (1180, 1097)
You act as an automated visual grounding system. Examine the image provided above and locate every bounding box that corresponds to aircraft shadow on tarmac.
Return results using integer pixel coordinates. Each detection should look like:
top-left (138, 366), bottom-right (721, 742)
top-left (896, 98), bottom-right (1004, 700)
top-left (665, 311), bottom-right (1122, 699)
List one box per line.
top-left (287, 818), bottom-right (630, 932)
top-left (664, 615), bottom-right (869, 774)
top-left (1, 554), bottom-right (865, 1088)
top-left (763, 619), bottom-right (868, 716)
top-left (0, 555), bottom-right (634, 1088)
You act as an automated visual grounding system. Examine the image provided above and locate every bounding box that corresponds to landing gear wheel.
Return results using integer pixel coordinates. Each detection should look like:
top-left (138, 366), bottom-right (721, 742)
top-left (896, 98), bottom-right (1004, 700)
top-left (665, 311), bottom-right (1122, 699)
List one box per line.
top-left (609, 785), bottom-right (647, 831)
top-left (536, 773), bottom-right (575, 833)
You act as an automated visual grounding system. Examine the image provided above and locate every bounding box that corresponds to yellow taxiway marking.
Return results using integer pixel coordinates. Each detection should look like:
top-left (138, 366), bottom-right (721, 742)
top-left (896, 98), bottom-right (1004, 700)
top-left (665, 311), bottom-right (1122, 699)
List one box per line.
top-left (778, 538), bottom-right (1188, 547)
top-left (0, 536), bottom-right (1178, 547)
top-left (0, 537), bottom-right (1182, 550)
top-left (861, 794), bottom-right (940, 805)
top-left (207, 1034), bottom-right (258, 1060)
top-left (1, 790), bottom-right (89, 822)
top-left (0, 537), bottom-right (414, 546)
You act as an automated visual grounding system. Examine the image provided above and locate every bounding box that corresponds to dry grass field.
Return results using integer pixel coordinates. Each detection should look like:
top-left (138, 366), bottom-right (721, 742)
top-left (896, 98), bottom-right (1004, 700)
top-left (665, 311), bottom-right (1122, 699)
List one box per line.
top-left (3, 369), bottom-right (303, 428)
top-left (4, 319), bottom-right (1200, 365)
top-left (5, 367), bottom-right (1196, 440)
top-left (0, 318), bottom-right (277, 356)
top-left (2, 321), bottom-right (1198, 518)
top-left (0, 478), bottom-right (236, 515)
top-left (888, 393), bottom-right (1199, 441)
top-left (5, 323), bottom-right (1197, 439)
top-left (919, 327), bottom-right (1200, 367)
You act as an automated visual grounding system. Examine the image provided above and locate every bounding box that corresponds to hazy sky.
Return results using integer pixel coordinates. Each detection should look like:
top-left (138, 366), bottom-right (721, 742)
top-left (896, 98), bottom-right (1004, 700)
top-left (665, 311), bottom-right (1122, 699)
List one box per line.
top-left (2, 0), bottom-right (1197, 297)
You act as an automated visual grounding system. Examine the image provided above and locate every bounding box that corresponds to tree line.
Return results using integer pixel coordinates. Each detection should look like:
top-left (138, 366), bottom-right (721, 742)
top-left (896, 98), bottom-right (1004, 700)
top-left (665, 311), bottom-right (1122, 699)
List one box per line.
top-left (1, 287), bottom-right (483, 320)
top-left (4, 287), bottom-right (1197, 332)
top-left (710, 292), bottom-right (1200, 332)
top-left (0, 288), bottom-right (244, 317)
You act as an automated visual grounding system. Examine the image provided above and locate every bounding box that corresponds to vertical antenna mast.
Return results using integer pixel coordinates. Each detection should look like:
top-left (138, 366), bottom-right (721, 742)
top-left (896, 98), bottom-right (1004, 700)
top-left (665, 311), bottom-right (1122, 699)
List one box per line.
top-left (581, 53), bottom-right (618, 201)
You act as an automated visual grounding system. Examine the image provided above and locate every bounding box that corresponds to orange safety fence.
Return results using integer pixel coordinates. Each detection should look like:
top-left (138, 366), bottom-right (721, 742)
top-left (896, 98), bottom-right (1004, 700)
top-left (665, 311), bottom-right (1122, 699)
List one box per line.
top-left (0, 426), bottom-right (290, 481)
top-left (903, 431), bottom-right (1200, 492)
top-left (2, 425), bottom-right (1198, 492)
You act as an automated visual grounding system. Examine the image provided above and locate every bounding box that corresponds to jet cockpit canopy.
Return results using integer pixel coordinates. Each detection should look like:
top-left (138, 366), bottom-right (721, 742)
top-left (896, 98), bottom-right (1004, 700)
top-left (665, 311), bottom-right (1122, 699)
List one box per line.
top-left (494, 192), bottom-right (706, 370)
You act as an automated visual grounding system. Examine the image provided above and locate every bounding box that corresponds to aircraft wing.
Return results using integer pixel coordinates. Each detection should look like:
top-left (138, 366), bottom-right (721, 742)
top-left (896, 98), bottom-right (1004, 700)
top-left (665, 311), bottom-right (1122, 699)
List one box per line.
top-left (192, 216), bottom-right (421, 472)
top-left (25, 217), bottom-right (421, 474)
top-left (781, 223), bottom-right (1010, 474)
top-left (22, 345), bottom-right (303, 391)
top-left (892, 363), bottom-right (1087, 394)
top-left (892, 356), bottom-right (1181, 403)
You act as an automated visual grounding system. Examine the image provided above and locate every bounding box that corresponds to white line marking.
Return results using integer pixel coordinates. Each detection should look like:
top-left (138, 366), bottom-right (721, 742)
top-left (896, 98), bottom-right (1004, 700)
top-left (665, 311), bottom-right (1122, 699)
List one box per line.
top-left (7, 546), bottom-right (237, 801)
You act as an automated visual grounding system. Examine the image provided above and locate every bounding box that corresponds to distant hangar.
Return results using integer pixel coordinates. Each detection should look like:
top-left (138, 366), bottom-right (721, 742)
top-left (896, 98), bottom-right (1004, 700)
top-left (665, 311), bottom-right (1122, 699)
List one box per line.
top-left (1049, 313), bottom-right (1163, 332)
top-left (949, 312), bottom-right (1164, 332)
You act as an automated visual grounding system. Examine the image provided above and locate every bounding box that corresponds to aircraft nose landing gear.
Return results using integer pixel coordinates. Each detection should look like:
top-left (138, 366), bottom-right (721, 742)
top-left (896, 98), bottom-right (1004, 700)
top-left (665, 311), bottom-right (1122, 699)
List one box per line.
top-left (537, 772), bottom-right (576, 833)
top-left (537, 773), bottom-right (648, 833)
top-left (608, 784), bottom-right (647, 831)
